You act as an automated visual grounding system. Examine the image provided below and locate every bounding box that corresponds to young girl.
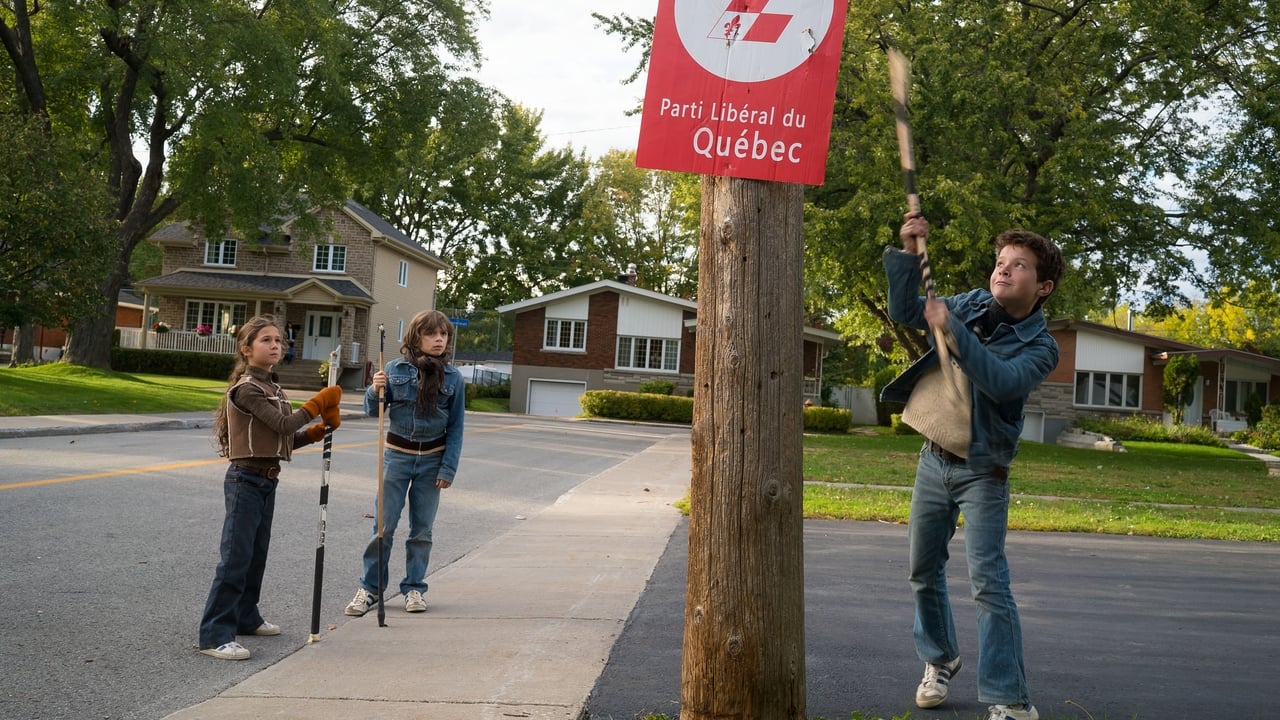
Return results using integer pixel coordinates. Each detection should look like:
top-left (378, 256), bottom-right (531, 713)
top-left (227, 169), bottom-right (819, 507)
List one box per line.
top-left (345, 310), bottom-right (465, 617)
top-left (197, 315), bottom-right (344, 660)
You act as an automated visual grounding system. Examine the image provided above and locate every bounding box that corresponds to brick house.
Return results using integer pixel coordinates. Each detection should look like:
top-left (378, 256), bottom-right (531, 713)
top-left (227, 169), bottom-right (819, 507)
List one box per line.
top-left (1024, 319), bottom-right (1280, 442)
top-left (133, 199), bottom-right (446, 386)
top-left (496, 279), bottom-right (842, 416)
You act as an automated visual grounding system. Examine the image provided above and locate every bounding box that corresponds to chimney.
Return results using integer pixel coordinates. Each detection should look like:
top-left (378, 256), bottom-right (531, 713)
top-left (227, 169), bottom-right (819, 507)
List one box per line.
top-left (617, 263), bottom-right (638, 286)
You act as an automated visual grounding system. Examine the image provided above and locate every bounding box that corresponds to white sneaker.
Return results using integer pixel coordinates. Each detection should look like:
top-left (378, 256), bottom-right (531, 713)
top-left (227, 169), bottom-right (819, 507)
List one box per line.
top-left (199, 641), bottom-right (250, 660)
top-left (916, 656), bottom-right (962, 708)
top-left (987, 703), bottom-right (1039, 720)
top-left (404, 590), bottom-right (427, 613)
top-left (249, 621), bottom-right (280, 636)
top-left (344, 588), bottom-right (378, 617)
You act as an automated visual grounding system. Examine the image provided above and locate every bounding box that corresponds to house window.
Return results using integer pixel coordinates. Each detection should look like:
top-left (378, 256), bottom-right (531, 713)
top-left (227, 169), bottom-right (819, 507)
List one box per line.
top-left (1074, 371), bottom-right (1141, 409)
top-left (1225, 380), bottom-right (1268, 414)
top-left (397, 260), bottom-right (408, 287)
top-left (184, 300), bottom-right (247, 334)
top-left (313, 244), bottom-right (346, 272)
top-left (544, 318), bottom-right (586, 351)
top-left (204, 239), bottom-right (237, 267)
top-left (616, 336), bottom-right (679, 372)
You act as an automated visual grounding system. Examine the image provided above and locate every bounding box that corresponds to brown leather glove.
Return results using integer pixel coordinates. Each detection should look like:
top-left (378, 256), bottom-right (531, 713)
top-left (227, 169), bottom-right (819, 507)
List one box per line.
top-left (302, 385), bottom-right (343, 420)
top-left (304, 424), bottom-right (327, 443)
top-left (321, 405), bottom-right (342, 430)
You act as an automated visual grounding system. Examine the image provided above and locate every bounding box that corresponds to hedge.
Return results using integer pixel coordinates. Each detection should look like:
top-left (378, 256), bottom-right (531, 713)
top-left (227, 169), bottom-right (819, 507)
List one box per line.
top-left (581, 390), bottom-right (855, 432)
top-left (580, 390), bottom-right (693, 423)
top-left (110, 348), bottom-right (236, 380)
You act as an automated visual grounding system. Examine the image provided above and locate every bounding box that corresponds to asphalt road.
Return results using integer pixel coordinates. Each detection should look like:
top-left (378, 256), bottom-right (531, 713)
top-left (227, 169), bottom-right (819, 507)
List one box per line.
top-left (0, 413), bottom-right (686, 720)
top-left (586, 518), bottom-right (1280, 720)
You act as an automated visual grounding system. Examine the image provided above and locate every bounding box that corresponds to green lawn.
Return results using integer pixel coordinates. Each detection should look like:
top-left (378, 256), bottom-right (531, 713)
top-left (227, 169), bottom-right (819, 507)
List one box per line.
top-left (803, 431), bottom-right (1280, 542)
top-left (0, 364), bottom-right (226, 415)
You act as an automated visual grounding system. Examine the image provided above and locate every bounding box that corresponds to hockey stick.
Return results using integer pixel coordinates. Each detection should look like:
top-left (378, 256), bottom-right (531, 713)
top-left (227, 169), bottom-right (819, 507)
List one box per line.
top-left (308, 351), bottom-right (340, 643)
top-left (307, 418), bottom-right (332, 642)
top-left (375, 324), bottom-right (387, 627)
top-left (888, 47), bottom-right (959, 394)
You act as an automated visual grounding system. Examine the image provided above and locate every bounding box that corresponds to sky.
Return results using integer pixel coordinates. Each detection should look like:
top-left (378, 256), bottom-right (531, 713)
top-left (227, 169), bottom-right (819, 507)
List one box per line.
top-left (470, 0), bottom-right (652, 158)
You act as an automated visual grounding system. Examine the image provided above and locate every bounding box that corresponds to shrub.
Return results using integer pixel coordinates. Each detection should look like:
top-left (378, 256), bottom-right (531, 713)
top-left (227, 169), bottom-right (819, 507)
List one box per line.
top-left (890, 413), bottom-right (919, 435)
top-left (580, 390), bottom-right (693, 424)
top-left (803, 406), bottom-right (851, 433)
top-left (110, 348), bottom-right (235, 379)
top-left (1239, 404), bottom-right (1280, 450)
top-left (637, 379), bottom-right (675, 395)
top-left (1073, 414), bottom-right (1225, 448)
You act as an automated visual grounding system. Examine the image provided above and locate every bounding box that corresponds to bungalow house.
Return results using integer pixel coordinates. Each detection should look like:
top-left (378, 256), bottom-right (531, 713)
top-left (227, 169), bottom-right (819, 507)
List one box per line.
top-left (133, 199), bottom-right (446, 387)
top-left (496, 279), bottom-right (842, 417)
top-left (1024, 318), bottom-right (1280, 442)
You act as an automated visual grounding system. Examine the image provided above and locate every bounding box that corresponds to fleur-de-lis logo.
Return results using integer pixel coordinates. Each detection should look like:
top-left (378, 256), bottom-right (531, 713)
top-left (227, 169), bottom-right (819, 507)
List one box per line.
top-left (723, 14), bottom-right (742, 41)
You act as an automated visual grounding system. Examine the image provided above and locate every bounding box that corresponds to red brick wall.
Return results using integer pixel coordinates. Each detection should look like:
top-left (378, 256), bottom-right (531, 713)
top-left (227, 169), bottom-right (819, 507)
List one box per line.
top-left (1046, 329), bottom-right (1076, 384)
top-left (679, 311), bottom-right (696, 374)
top-left (586, 293), bottom-right (619, 369)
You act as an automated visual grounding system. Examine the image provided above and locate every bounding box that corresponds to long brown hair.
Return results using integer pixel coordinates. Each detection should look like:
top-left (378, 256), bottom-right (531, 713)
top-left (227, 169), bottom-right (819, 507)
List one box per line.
top-left (212, 315), bottom-right (283, 455)
top-left (400, 310), bottom-right (454, 414)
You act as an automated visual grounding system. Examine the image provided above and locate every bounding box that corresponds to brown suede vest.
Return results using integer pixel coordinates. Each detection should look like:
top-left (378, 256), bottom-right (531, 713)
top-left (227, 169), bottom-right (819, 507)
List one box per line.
top-left (226, 372), bottom-right (293, 462)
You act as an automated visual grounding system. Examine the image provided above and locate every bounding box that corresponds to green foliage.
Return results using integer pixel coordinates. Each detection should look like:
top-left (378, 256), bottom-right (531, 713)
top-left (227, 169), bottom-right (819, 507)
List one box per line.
top-left (797, 0), bottom-right (1266, 351)
top-left (109, 348), bottom-right (236, 380)
top-left (889, 413), bottom-right (919, 435)
top-left (803, 406), bottom-right (851, 433)
top-left (0, 104), bottom-right (115, 330)
top-left (1161, 354), bottom-right (1200, 425)
top-left (1074, 415), bottom-right (1225, 448)
top-left (1237, 404), bottom-right (1280, 451)
top-left (637, 379), bottom-right (675, 395)
top-left (872, 366), bottom-right (903, 426)
top-left (6, 0), bottom-right (487, 367)
top-left (579, 390), bottom-right (693, 424)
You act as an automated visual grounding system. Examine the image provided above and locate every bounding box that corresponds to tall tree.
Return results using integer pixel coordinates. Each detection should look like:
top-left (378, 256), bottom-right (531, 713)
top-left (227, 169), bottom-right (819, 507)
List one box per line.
top-left (1181, 5), bottom-right (1280, 314)
top-left (579, 150), bottom-right (700, 298)
top-left (1, 0), bottom-right (485, 368)
top-left (808, 0), bottom-right (1270, 358)
top-left (358, 91), bottom-right (598, 311)
top-left (0, 104), bottom-right (114, 363)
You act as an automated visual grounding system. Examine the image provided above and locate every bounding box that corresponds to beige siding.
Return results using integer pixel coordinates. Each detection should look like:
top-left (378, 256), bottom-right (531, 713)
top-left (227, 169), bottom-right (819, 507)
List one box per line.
top-left (369, 245), bottom-right (438, 351)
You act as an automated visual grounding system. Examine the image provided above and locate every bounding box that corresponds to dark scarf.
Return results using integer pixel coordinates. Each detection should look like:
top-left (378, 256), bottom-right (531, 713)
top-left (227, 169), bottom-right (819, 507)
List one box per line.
top-left (408, 349), bottom-right (446, 415)
top-left (973, 302), bottom-right (1019, 343)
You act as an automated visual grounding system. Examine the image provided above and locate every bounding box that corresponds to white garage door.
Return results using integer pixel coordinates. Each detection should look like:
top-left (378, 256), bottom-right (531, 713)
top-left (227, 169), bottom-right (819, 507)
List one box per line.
top-left (528, 380), bottom-right (586, 417)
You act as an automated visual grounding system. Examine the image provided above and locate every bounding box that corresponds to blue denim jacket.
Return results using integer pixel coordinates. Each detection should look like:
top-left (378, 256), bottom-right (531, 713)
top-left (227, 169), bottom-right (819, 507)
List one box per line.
top-left (364, 356), bottom-right (466, 482)
top-left (879, 247), bottom-right (1058, 473)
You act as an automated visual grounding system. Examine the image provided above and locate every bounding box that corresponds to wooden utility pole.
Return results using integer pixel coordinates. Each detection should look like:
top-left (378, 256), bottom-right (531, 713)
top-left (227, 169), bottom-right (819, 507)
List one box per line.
top-left (681, 175), bottom-right (806, 720)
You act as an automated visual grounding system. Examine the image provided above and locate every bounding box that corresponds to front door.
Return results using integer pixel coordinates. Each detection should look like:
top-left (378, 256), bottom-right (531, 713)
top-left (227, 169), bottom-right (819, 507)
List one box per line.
top-left (304, 311), bottom-right (341, 361)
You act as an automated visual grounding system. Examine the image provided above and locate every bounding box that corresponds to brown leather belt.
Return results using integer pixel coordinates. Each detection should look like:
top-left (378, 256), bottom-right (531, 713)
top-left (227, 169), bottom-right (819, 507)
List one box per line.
top-left (385, 433), bottom-right (445, 453)
top-left (232, 462), bottom-right (280, 479)
top-left (927, 440), bottom-right (966, 465)
top-left (927, 441), bottom-right (1009, 482)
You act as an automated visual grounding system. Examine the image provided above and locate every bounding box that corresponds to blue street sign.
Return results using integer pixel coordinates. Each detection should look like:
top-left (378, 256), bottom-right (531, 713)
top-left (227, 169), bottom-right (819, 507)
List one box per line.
top-left (449, 318), bottom-right (470, 327)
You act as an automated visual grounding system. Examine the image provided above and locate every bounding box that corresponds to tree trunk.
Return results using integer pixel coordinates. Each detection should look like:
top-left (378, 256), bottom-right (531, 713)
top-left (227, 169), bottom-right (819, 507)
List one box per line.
top-left (9, 324), bottom-right (38, 366)
top-left (681, 176), bottom-right (806, 720)
top-left (62, 266), bottom-right (127, 370)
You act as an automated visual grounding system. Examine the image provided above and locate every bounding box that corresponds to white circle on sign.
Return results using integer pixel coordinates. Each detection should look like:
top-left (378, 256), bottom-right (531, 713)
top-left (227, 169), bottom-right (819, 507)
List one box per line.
top-left (674, 0), bottom-right (833, 83)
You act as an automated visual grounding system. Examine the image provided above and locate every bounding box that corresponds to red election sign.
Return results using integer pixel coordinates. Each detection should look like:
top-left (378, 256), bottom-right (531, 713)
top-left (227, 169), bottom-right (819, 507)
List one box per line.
top-left (636, 0), bottom-right (848, 186)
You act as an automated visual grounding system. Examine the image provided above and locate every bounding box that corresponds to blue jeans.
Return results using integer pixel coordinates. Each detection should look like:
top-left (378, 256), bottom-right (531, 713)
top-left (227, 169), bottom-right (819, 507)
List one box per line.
top-left (908, 446), bottom-right (1030, 706)
top-left (358, 449), bottom-right (443, 596)
top-left (199, 465), bottom-right (276, 648)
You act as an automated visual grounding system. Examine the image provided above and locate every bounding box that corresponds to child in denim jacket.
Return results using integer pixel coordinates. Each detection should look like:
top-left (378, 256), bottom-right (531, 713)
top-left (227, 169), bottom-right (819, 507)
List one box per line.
top-left (881, 213), bottom-right (1063, 720)
top-left (345, 310), bottom-right (464, 616)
